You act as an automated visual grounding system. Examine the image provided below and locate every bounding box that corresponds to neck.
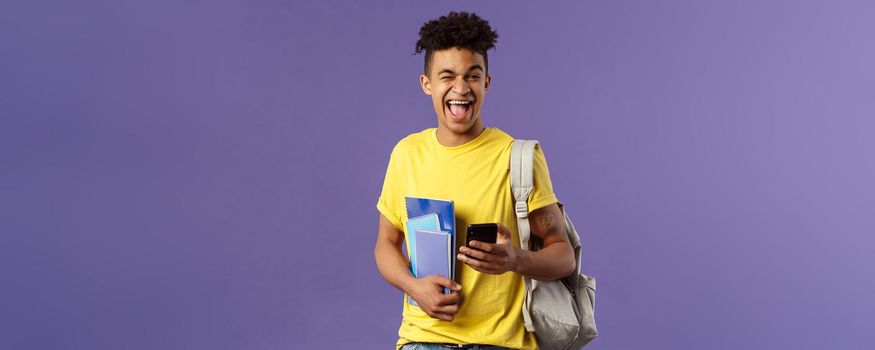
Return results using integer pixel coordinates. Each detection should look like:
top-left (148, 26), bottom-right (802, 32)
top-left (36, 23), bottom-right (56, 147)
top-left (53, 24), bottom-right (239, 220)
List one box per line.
top-left (436, 123), bottom-right (486, 147)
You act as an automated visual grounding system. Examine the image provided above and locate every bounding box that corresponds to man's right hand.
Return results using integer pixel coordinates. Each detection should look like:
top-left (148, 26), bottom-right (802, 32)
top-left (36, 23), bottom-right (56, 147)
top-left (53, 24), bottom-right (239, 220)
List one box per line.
top-left (406, 275), bottom-right (462, 321)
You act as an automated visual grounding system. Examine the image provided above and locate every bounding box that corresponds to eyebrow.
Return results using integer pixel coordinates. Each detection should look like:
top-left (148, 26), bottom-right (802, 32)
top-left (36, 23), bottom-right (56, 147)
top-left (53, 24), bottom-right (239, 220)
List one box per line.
top-left (437, 64), bottom-right (485, 76)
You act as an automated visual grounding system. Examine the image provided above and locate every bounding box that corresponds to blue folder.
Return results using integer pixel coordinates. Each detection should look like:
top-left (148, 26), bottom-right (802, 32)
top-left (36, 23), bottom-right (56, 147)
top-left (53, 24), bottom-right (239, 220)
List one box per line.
top-left (405, 197), bottom-right (455, 235)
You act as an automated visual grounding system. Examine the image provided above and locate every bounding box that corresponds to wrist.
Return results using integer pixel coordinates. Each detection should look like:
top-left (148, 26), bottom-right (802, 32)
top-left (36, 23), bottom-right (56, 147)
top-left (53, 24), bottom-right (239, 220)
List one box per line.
top-left (511, 247), bottom-right (528, 274)
top-left (398, 274), bottom-right (418, 295)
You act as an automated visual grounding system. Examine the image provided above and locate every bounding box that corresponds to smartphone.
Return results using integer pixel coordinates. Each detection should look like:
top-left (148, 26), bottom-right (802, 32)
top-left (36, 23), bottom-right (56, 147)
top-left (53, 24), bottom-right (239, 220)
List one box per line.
top-left (466, 223), bottom-right (498, 249)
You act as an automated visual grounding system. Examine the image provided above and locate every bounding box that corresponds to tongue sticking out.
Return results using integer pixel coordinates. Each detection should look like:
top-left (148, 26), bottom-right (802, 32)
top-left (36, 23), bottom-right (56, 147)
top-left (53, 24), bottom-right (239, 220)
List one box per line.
top-left (449, 104), bottom-right (468, 119)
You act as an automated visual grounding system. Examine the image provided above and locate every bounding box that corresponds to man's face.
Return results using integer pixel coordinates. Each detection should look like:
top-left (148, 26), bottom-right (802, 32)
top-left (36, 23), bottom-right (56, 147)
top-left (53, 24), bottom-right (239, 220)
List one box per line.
top-left (419, 47), bottom-right (491, 138)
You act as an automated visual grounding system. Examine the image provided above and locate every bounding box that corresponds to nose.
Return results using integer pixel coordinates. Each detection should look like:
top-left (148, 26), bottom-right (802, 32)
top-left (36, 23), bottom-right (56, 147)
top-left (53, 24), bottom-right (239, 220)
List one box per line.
top-left (451, 75), bottom-right (471, 96)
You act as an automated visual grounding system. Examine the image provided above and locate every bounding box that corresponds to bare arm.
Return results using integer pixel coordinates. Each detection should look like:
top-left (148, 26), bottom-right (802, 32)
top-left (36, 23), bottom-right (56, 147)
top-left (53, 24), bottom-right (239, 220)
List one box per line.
top-left (373, 214), bottom-right (416, 292)
top-left (374, 214), bottom-right (461, 321)
top-left (458, 203), bottom-right (575, 281)
top-left (514, 203), bottom-right (576, 280)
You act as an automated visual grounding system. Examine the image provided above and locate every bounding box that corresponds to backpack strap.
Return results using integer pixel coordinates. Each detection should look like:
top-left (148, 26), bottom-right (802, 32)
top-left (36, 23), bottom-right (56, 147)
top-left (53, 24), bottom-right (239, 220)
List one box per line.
top-left (510, 139), bottom-right (539, 332)
top-left (510, 139), bottom-right (539, 249)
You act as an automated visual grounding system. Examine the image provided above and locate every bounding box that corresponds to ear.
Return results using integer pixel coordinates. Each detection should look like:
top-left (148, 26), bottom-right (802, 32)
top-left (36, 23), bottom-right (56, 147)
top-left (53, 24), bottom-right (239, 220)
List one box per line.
top-left (419, 74), bottom-right (432, 96)
top-left (485, 74), bottom-right (492, 92)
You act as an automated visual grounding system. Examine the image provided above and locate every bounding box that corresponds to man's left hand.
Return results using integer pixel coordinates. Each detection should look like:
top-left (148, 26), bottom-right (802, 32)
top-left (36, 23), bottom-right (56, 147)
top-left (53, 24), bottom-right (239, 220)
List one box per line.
top-left (457, 223), bottom-right (520, 275)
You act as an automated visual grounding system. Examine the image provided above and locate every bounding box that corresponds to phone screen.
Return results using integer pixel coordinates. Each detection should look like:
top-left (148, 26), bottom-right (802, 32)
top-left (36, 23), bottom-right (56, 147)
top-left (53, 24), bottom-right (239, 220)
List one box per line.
top-left (466, 223), bottom-right (498, 248)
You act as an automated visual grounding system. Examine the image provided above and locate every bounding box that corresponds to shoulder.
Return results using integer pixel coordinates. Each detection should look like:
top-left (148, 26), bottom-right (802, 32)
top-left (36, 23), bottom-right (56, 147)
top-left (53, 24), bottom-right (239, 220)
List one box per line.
top-left (492, 128), bottom-right (548, 155)
top-left (489, 127), bottom-right (514, 143)
top-left (485, 127), bottom-right (515, 152)
top-left (389, 128), bottom-right (434, 156)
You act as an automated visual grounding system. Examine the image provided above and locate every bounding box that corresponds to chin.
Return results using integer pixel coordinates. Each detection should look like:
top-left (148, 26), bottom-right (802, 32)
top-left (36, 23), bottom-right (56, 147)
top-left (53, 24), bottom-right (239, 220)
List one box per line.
top-left (444, 121), bottom-right (473, 134)
top-left (449, 127), bottom-right (469, 135)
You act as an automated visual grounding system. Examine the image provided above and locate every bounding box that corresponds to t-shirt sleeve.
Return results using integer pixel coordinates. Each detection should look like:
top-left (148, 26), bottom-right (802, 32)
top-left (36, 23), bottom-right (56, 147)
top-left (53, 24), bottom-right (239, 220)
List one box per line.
top-left (376, 145), bottom-right (405, 232)
top-left (528, 144), bottom-right (559, 213)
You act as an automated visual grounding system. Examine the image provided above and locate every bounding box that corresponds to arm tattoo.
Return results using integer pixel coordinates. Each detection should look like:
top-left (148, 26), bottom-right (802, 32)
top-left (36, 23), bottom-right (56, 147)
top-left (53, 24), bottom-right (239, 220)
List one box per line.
top-left (538, 212), bottom-right (559, 237)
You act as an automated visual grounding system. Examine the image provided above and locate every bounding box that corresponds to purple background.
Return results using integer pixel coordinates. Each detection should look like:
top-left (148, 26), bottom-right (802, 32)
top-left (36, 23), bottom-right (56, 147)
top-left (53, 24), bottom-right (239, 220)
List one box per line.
top-left (2, 0), bottom-right (874, 349)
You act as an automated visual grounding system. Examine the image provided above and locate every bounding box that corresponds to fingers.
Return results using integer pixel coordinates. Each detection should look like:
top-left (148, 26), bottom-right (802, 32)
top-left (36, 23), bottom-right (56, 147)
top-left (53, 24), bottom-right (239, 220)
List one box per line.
top-left (408, 276), bottom-right (464, 321)
top-left (496, 224), bottom-right (512, 244)
top-left (457, 253), bottom-right (498, 274)
top-left (430, 311), bottom-right (455, 321)
top-left (433, 304), bottom-right (459, 317)
top-left (467, 241), bottom-right (495, 253)
top-left (437, 290), bottom-right (461, 305)
top-left (432, 291), bottom-right (461, 321)
top-left (427, 275), bottom-right (462, 292)
top-left (459, 247), bottom-right (490, 260)
top-left (418, 282), bottom-right (461, 321)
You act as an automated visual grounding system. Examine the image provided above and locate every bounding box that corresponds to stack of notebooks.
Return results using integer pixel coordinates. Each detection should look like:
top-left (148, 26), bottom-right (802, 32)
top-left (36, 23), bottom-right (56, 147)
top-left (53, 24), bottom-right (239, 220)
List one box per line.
top-left (404, 196), bottom-right (456, 307)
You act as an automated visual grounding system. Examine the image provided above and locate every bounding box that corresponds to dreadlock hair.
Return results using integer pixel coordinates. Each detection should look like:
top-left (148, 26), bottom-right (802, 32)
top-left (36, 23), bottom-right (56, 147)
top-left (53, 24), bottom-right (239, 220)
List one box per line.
top-left (415, 11), bottom-right (499, 76)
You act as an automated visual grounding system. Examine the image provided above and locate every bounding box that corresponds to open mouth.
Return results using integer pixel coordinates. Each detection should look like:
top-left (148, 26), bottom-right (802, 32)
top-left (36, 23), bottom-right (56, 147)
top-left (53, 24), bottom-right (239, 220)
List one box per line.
top-left (445, 100), bottom-right (472, 122)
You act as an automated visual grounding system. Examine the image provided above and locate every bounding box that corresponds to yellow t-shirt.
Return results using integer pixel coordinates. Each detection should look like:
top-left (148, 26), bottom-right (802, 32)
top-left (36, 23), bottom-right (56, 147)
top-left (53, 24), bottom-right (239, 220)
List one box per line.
top-left (376, 127), bottom-right (558, 350)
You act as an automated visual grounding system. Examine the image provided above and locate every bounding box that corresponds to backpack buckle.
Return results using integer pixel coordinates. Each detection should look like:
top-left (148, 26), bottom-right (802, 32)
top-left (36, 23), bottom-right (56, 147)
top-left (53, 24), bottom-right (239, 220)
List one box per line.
top-left (515, 201), bottom-right (528, 219)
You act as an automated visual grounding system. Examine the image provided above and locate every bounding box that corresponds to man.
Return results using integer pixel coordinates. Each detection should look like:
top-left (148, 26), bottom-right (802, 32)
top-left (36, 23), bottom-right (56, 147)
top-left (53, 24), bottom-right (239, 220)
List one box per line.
top-left (374, 12), bottom-right (576, 350)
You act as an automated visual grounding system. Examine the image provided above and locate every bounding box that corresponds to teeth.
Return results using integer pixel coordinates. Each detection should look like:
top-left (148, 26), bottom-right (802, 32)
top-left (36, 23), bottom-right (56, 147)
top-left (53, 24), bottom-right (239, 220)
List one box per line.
top-left (447, 101), bottom-right (471, 105)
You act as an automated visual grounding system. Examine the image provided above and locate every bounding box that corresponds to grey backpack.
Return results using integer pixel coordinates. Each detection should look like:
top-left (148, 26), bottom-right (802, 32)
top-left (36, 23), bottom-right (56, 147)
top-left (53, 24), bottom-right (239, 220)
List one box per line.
top-left (510, 139), bottom-right (598, 350)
